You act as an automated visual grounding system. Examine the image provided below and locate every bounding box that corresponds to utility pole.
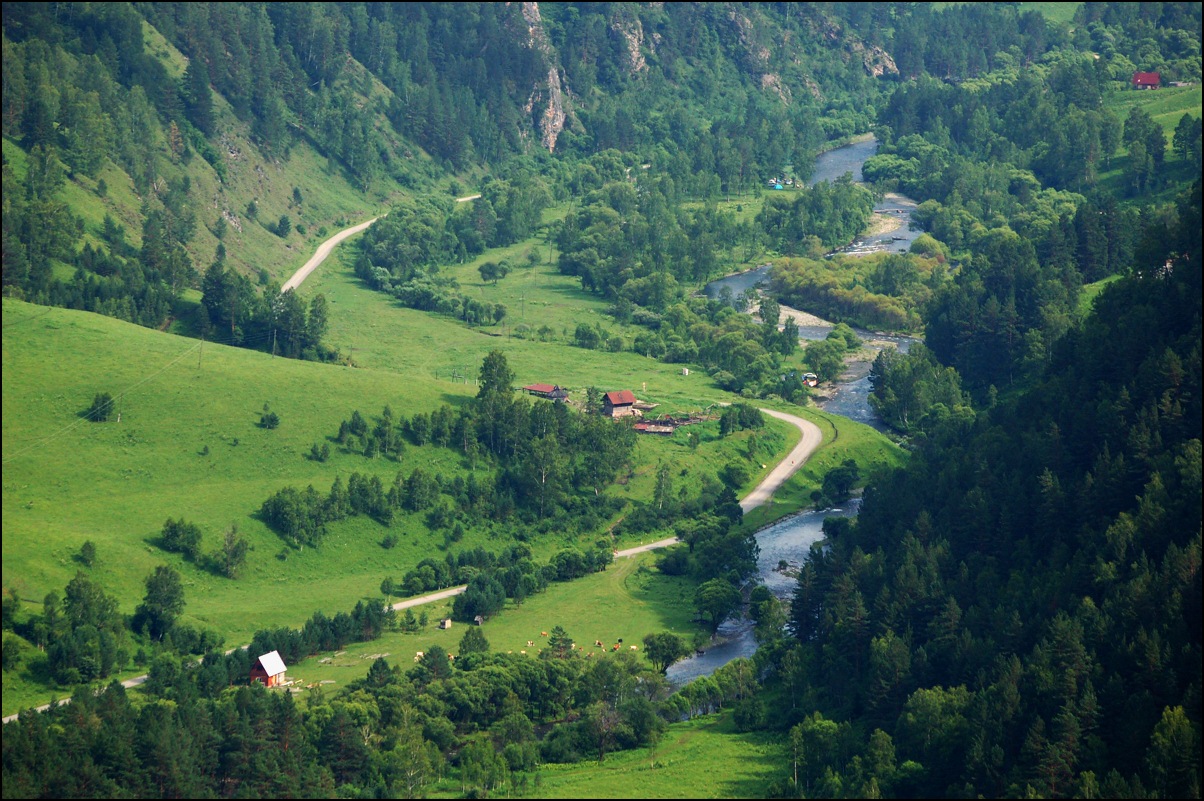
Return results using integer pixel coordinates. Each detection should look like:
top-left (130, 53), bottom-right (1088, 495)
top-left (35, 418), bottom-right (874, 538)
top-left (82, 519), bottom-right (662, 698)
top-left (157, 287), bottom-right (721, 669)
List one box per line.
top-left (198, 334), bottom-right (204, 370)
top-left (271, 328), bottom-right (277, 358)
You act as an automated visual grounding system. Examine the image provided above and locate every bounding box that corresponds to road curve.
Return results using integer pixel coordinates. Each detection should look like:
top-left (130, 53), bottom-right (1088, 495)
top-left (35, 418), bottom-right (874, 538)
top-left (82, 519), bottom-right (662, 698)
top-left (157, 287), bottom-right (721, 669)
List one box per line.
top-left (739, 409), bottom-right (824, 512)
top-left (3, 409), bottom-right (821, 723)
top-left (281, 216), bottom-right (381, 293)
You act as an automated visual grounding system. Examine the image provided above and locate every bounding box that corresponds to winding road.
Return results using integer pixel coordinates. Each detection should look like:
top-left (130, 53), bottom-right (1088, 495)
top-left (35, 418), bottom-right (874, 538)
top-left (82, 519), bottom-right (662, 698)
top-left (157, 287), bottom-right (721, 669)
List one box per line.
top-left (4, 216), bottom-right (824, 722)
top-left (280, 216), bottom-right (381, 293)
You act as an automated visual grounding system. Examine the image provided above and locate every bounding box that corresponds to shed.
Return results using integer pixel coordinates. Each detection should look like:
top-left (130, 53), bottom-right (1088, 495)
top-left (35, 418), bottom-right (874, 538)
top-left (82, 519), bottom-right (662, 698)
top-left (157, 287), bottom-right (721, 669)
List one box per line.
top-left (522, 383), bottom-right (558, 397)
top-left (603, 390), bottom-right (639, 418)
top-left (250, 650), bottom-right (287, 687)
top-left (1132, 71), bottom-right (1160, 89)
top-left (523, 383), bottom-right (570, 402)
top-left (439, 618), bottom-right (453, 630)
top-left (473, 615), bottom-right (485, 626)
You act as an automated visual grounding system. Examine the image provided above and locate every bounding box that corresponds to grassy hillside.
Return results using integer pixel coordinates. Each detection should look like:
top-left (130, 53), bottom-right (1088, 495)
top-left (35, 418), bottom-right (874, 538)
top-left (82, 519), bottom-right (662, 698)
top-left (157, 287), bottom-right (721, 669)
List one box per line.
top-left (1097, 84), bottom-right (1203, 203)
top-left (2, 288), bottom-right (895, 713)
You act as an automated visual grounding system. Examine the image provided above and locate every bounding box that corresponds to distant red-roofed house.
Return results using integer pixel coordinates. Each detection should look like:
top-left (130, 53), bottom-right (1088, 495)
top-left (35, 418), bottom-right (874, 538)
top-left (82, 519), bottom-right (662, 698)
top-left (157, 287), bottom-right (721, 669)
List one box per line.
top-left (603, 390), bottom-right (639, 417)
top-left (250, 650), bottom-right (287, 687)
top-left (1132, 72), bottom-right (1161, 90)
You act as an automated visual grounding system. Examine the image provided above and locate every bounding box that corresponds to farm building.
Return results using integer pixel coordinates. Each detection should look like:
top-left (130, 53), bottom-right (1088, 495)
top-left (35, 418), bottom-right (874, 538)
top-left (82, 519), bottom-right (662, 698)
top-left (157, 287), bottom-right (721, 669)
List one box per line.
top-left (522, 383), bottom-right (569, 402)
top-left (603, 390), bottom-right (640, 418)
top-left (250, 650), bottom-right (287, 687)
top-left (1132, 71), bottom-right (1160, 89)
top-left (439, 618), bottom-right (453, 630)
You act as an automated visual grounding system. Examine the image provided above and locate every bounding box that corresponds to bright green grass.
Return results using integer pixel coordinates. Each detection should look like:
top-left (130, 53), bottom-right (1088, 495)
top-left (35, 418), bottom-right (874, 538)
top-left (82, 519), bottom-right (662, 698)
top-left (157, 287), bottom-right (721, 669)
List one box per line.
top-left (1078, 274), bottom-right (1122, 316)
top-left (2, 291), bottom-right (868, 715)
top-left (1017, 2), bottom-right (1081, 25)
top-left (739, 405), bottom-right (907, 532)
top-left (285, 550), bottom-right (702, 692)
top-left (294, 241), bottom-right (755, 414)
top-left (1094, 86), bottom-right (1203, 202)
top-left (1105, 85), bottom-right (1203, 138)
top-left (524, 711), bottom-right (785, 799)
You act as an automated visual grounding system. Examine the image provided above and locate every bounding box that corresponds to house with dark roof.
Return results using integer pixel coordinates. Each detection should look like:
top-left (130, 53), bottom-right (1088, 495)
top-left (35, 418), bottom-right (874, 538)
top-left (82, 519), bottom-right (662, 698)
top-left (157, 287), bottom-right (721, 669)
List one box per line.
top-left (1132, 71), bottom-right (1161, 90)
top-left (523, 383), bottom-right (569, 402)
top-left (603, 390), bottom-right (639, 418)
top-left (250, 650), bottom-right (287, 687)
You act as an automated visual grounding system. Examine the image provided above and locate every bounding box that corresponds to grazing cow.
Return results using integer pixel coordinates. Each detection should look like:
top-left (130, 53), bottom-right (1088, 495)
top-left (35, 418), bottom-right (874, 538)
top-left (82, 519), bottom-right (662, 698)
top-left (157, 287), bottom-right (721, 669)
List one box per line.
top-left (520, 650), bottom-right (526, 654)
top-left (586, 652), bottom-right (593, 658)
top-left (618, 638), bottom-right (623, 643)
top-left (527, 641), bottom-right (534, 647)
top-left (630, 645), bottom-right (639, 650)
top-left (595, 640), bottom-right (603, 647)
top-left (541, 631), bottom-right (548, 637)
top-left (612, 643), bottom-right (620, 651)
top-left (416, 651), bottom-right (424, 658)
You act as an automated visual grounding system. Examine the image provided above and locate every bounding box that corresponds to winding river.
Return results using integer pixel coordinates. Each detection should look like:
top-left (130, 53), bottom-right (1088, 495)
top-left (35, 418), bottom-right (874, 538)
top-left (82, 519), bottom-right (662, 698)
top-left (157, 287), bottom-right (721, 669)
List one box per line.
top-left (667, 137), bottom-right (918, 684)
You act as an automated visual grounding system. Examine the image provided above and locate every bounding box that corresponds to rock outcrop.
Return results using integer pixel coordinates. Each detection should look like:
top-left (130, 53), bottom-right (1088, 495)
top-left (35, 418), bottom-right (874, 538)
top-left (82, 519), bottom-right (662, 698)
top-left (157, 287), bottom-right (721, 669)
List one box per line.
top-left (519, 2), bottom-right (573, 152)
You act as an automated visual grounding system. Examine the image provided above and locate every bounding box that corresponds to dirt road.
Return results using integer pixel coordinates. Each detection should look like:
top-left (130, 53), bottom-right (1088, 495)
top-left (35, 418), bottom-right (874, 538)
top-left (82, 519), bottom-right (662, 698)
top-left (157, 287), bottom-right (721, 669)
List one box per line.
top-left (3, 410), bottom-right (821, 722)
top-left (280, 216), bottom-right (381, 293)
top-left (739, 409), bottom-right (824, 512)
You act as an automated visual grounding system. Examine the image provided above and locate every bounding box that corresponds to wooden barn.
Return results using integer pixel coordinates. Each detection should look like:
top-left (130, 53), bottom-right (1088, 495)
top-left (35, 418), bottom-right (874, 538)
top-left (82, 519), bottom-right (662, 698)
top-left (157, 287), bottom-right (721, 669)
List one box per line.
top-left (522, 383), bottom-right (569, 402)
top-left (1132, 71), bottom-right (1160, 89)
top-left (603, 390), bottom-right (640, 418)
top-left (250, 650), bottom-right (287, 687)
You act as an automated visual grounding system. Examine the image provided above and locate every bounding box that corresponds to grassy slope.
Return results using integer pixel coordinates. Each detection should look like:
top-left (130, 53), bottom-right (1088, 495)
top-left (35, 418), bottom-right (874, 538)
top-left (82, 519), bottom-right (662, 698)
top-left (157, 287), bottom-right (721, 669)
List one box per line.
top-left (289, 551), bottom-right (699, 688)
top-left (524, 711), bottom-right (783, 799)
top-left (1097, 85), bottom-right (1203, 204)
top-left (2, 286), bottom-right (899, 714)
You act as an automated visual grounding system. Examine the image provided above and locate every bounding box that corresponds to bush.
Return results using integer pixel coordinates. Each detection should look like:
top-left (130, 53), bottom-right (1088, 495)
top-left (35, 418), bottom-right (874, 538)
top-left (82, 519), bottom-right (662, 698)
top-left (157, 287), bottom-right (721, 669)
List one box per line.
top-left (260, 411), bottom-right (280, 429)
top-left (87, 392), bottom-right (116, 422)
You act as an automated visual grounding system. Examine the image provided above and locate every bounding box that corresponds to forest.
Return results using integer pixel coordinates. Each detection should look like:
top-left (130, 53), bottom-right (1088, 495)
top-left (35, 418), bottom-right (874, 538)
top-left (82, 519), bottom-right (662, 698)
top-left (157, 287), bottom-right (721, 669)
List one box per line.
top-left (3, 2), bottom-right (1202, 799)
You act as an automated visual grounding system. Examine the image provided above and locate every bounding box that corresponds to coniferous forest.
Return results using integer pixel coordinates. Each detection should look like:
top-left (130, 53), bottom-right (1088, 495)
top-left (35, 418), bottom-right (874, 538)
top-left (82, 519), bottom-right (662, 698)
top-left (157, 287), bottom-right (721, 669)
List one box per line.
top-left (3, 2), bottom-right (1201, 798)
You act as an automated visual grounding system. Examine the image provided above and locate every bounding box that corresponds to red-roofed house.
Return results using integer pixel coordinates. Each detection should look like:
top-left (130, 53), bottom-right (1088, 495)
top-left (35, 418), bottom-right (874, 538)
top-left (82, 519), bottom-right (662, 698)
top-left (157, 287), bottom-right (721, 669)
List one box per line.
top-left (603, 390), bottom-right (639, 418)
top-left (250, 650), bottom-right (287, 687)
top-left (1132, 72), bottom-right (1161, 90)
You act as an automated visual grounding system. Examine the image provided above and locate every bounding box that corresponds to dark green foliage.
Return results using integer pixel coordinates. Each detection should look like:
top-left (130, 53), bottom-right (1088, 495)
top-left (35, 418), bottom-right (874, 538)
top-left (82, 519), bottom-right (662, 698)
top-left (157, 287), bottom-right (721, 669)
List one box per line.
top-left (1, 636), bottom-right (20, 672)
top-left (778, 183), bottom-right (1202, 798)
top-left (642, 632), bottom-right (689, 673)
top-left (810, 459), bottom-right (860, 510)
top-left (132, 565), bottom-right (184, 641)
top-left (757, 177), bottom-right (875, 252)
top-left (86, 392), bottom-right (116, 422)
top-left (217, 526), bottom-right (249, 579)
top-left (77, 540), bottom-right (97, 567)
top-left (259, 410), bottom-right (280, 429)
top-left (694, 578), bottom-right (741, 634)
top-left (159, 517), bottom-right (203, 562)
top-left (458, 626), bottom-right (490, 654)
top-left (869, 344), bottom-right (972, 434)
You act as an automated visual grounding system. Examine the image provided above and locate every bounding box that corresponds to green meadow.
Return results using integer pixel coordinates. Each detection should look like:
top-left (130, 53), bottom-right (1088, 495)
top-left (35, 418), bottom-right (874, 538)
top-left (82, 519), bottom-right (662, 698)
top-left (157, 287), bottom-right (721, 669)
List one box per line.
top-left (286, 550), bottom-right (700, 691)
top-left (1097, 85), bottom-right (1202, 204)
top-left (523, 711), bottom-right (785, 799)
top-left (3, 271), bottom-right (898, 715)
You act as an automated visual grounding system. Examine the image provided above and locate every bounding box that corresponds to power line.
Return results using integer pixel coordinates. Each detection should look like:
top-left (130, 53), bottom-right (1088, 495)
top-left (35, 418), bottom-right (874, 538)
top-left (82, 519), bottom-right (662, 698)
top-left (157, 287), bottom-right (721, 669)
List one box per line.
top-left (3, 339), bottom-right (203, 466)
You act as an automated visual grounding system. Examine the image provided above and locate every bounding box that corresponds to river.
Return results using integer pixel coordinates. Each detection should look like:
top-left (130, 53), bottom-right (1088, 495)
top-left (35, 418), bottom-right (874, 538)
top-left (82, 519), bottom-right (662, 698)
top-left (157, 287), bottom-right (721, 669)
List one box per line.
top-left (667, 137), bottom-right (918, 685)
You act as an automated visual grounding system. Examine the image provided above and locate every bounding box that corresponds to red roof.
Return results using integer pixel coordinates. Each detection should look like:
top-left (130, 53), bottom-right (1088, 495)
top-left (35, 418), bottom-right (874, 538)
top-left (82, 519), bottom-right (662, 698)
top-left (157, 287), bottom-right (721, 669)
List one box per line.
top-left (605, 390), bottom-right (636, 406)
top-left (1132, 72), bottom-right (1160, 86)
top-left (523, 383), bottom-right (558, 394)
